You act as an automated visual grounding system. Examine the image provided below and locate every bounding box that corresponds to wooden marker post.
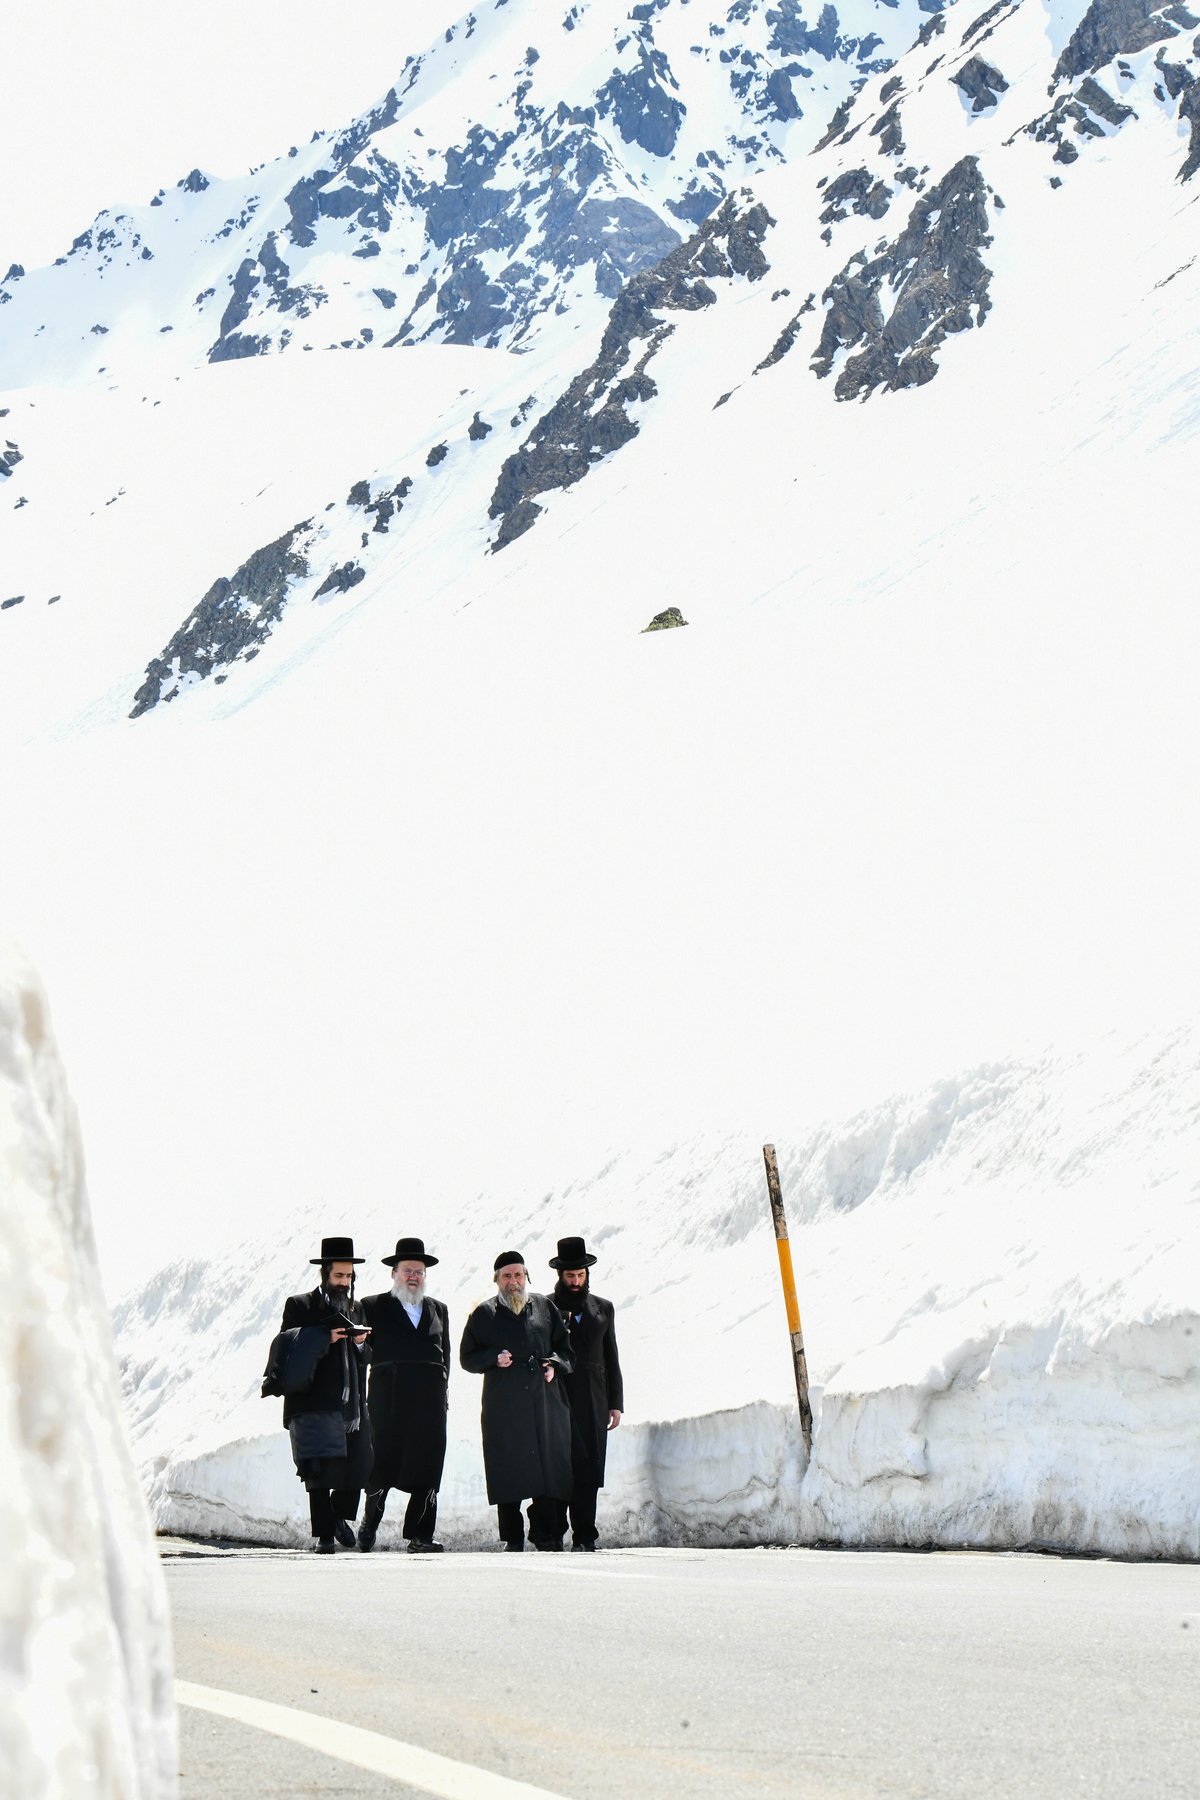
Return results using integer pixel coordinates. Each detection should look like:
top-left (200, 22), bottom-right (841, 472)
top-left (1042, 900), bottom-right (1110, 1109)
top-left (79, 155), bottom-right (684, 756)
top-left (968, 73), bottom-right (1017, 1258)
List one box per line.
top-left (762, 1143), bottom-right (813, 1457)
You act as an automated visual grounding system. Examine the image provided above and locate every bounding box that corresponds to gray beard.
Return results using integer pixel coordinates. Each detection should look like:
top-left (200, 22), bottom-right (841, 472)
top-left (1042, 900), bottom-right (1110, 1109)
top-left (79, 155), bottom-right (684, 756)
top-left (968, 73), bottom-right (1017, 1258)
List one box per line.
top-left (498, 1289), bottom-right (528, 1315)
top-left (393, 1281), bottom-right (425, 1307)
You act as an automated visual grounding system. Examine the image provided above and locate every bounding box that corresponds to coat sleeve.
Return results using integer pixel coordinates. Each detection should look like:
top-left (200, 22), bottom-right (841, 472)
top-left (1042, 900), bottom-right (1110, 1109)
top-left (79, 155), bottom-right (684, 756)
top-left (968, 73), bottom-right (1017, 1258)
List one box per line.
top-left (459, 1306), bottom-right (497, 1373)
top-left (602, 1300), bottom-right (624, 1412)
top-left (440, 1303), bottom-right (452, 1382)
top-left (280, 1294), bottom-right (304, 1331)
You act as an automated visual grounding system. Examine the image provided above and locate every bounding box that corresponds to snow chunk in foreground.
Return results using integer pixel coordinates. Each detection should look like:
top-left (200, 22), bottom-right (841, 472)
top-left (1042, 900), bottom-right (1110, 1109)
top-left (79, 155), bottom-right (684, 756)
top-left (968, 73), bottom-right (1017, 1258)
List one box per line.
top-left (0, 952), bottom-right (175, 1798)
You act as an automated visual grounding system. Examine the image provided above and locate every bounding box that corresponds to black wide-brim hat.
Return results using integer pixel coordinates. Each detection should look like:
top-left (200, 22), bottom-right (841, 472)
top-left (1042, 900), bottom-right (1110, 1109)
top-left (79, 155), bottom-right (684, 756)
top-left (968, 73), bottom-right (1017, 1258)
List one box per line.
top-left (382, 1236), bottom-right (439, 1268)
top-left (309, 1235), bottom-right (365, 1265)
top-left (549, 1235), bottom-right (597, 1269)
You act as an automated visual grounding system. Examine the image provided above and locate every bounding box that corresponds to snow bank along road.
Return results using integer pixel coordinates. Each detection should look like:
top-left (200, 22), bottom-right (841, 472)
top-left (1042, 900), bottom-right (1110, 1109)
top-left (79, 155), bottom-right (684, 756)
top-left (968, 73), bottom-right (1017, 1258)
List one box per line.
top-left (164, 1543), bottom-right (1200, 1799)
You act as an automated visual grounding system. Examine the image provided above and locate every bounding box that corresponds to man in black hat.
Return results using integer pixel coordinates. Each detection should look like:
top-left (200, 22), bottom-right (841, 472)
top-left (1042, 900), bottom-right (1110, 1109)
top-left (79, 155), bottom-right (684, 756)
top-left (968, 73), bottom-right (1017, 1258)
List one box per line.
top-left (549, 1236), bottom-right (624, 1552)
top-left (459, 1253), bottom-right (573, 1551)
top-left (276, 1236), bottom-right (373, 1553)
top-left (357, 1238), bottom-right (451, 1554)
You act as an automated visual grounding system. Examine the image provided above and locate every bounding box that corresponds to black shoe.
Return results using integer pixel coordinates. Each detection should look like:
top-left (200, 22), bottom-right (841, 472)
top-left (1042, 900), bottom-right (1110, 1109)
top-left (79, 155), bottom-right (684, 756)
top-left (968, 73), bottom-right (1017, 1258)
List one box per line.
top-left (532, 1539), bottom-right (564, 1552)
top-left (332, 1519), bottom-right (357, 1549)
top-left (571, 1541), bottom-right (596, 1552)
top-left (502, 1541), bottom-right (524, 1552)
top-left (407, 1540), bottom-right (445, 1554)
top-left (357, 1527), bottom-right (377, 1551)
top-left (314, 1537), bottom-right (336, 1554)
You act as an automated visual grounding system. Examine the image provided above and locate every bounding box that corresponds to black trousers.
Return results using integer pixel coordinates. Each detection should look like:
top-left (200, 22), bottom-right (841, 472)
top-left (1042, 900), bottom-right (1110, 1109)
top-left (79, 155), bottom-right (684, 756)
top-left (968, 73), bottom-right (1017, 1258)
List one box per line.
top-left (369, 1486), bottom-right (439, 1541)
top-left (308, 1487), bottom-right (360, 1537)
top-left (547, 1478), bottom-right (599, 1545)
top-left (496, 1497), bottom-right (561, 1547)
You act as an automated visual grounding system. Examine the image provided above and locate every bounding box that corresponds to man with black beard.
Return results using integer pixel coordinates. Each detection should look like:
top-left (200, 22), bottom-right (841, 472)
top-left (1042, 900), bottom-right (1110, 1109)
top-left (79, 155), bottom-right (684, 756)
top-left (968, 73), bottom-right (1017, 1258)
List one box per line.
top-left (459, 1252), bottom-right (573, 1551)
top-left (549, 1236), bottom-right (624, 1552)
top-left (275, 1236), bottom-right (372, 1553)
top-left (357, 1238), bottom-right (450, 1554)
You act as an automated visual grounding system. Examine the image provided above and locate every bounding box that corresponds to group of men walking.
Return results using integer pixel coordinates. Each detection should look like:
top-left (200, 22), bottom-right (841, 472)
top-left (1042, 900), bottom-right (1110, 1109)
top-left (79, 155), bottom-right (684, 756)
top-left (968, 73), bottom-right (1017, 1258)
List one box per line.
top-left (263, 1233), bottom-right (623, 1553)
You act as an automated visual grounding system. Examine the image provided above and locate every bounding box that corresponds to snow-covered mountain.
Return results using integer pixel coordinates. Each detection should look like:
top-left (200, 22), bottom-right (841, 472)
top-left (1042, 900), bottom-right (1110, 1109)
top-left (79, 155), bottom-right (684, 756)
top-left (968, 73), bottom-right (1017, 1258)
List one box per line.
top-left (3, 0), bottom-right (1198, 1553)
top-left (0, 0), bottom-right (918, 385)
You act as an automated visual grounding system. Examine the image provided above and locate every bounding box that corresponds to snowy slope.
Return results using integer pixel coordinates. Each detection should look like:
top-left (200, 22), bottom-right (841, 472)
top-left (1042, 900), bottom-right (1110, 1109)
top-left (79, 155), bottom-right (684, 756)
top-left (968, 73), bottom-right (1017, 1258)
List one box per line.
top-left (2, 0), bottom-right (1199, 1557)
top-left (0, 951), bottom-right (175, 1797)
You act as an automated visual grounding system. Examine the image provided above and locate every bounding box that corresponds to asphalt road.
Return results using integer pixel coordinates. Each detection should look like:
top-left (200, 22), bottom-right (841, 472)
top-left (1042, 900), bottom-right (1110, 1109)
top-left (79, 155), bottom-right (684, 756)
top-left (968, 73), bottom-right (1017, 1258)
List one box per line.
top-left (164, 1541), bottom-right (1200, 1799)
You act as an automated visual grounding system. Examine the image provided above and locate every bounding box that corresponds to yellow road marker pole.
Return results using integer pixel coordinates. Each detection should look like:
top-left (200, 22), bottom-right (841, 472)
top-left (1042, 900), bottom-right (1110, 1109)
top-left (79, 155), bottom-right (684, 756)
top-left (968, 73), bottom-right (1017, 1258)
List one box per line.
top-left (762, 1143), bottom-right (813, 1457)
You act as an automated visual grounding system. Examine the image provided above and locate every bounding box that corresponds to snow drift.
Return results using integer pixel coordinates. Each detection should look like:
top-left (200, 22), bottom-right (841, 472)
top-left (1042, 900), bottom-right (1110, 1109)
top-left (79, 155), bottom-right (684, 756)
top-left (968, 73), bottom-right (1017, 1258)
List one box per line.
top-left (0, 952), bottom-right (175, 1798)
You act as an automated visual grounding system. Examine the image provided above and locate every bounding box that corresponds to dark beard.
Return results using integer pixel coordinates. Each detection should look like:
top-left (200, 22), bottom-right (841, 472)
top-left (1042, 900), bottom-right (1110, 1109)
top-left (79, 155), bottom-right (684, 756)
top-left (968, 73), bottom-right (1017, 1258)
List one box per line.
top-left (554, 1278), bottom-right (588, 1313)
top-left (323, 1283), bottom-right (354, 1316)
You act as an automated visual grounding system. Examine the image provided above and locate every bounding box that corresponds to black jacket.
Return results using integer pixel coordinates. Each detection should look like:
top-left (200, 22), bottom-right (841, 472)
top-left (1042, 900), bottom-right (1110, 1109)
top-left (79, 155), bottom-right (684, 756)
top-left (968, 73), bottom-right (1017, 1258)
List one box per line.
top-left (459, 1293), bottom-right (573, 1505)
top-left (554, 1288), bottom-right (624, 1485)
top-left (360, 1291), bottom-right (451, 1493)
top-left (275, 1288), bottom-right (372, 1491)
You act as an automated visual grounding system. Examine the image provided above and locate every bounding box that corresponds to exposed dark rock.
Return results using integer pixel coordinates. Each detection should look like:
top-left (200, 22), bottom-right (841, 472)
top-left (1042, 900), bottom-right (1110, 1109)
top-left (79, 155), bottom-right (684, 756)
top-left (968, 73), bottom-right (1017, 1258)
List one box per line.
top-left (952, 56), bottom-right (1010, 109)
top-left (3, 264), bottom-right (24, 281)
top-left (208, 331), bottom-right (271, 363)
top-left (426, 442), bottom-right (449, 466)
top-left (1179, 78), bottom-right (1200, 177)
top-left (643, 607), bottom-right (688, 630)
top-left (961, 1), bottom-right (1014, 45)
top-left (764, 69), bottom-right (804, 119)
top-left (180, 169), bottom-right (210, 193)
top-left (871, 102), bottom-right (906, 156)
top-left (1017, 76), bottom-right (1135, 159)
top-left (314, 561), bottom-right (366, 598)
top-left (489, 195), bottom-right (773, 548)
top-left (1054, 0), bottom-right (1196, 82)
top-left (129, 522), bottom-right (313, 717)
top-left (596, 42), bottom-right (686, 155)
top-left (755, 293), bottom-right (816, 370)
top-left (347, 480), bottom-right (372, 507)
top-left (918, 12), bottom-right (947, 44)
top-left (819, 168), bottom-right (894, 224)
top-left (373, 287), bottom-right (398, 308)
top-left (468, 412), bottom-right (493, 440)
top-left (1, 595), bottom-right (24, 609)
top-left (0, 442), bottom-right (22, 477)
top-left (811, 155), bottom-right (993, 401)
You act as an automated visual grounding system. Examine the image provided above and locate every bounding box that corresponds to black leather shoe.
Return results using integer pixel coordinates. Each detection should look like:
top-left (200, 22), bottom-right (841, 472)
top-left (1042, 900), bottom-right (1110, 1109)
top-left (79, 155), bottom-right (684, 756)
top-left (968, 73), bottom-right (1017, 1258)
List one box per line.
top-left (571, 1541), bottom-right (596, 1552)
top-left (532, 1539), bottom-right (564, 1551)
top-left (314, 1537), bottom-right (336, 1554)
top-left (407, 1540), bottom-right (445, 1554)
top-left (332, 1519), bottom-right (357, 1549)
top-left (357, 1526), bottom-right (377, 1551)
top-left (502, 1541), bottom-right (524, 1552)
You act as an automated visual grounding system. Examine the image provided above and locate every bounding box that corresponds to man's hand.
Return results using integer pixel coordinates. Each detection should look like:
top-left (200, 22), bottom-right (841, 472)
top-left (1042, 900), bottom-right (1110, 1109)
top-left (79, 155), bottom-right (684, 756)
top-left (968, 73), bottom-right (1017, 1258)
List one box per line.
top-left (543, 1363), bottom-right (555, 1384)
top-left (330, 1327), bottom-right (348, 1343)
top-left (608, 1409), bottom-right (622, 1430)
top-left (497, 1349), bottom-right (513, 1368)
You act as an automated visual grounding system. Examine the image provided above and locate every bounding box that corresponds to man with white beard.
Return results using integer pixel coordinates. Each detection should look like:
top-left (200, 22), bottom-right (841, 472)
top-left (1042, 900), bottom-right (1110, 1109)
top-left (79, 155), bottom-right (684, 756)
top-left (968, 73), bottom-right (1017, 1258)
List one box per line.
top-left (459, 1252), bottom-right (573, 1551)
top-left (357, 1238), bottom-right (451, 1553)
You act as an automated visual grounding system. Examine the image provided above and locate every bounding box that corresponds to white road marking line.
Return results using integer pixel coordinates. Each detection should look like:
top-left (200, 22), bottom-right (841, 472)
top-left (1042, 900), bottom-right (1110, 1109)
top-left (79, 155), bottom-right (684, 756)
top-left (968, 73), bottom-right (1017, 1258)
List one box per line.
top-left (175, 1680), bottom-right (570, 1800)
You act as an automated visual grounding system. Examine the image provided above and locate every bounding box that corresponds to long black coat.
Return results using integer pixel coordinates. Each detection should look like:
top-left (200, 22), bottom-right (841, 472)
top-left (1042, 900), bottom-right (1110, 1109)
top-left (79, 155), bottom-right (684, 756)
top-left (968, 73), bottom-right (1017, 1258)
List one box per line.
top-left (360, 1290), bottom-right (450, 1494)
top-left (459, 1293), bottom-right (573, 1504)
top-left (555, 1290), bottom-right (624, 1486)
top-left (278, 1289), bottom-right (372, 1493)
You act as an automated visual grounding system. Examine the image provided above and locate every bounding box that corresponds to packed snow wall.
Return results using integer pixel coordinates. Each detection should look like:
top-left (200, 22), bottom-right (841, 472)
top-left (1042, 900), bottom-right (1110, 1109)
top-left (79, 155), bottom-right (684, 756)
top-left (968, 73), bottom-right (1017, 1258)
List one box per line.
top-left (0, 952), bottom-right (176, 1799)
top-left (117, 1026), bottom-right (1200, 1560)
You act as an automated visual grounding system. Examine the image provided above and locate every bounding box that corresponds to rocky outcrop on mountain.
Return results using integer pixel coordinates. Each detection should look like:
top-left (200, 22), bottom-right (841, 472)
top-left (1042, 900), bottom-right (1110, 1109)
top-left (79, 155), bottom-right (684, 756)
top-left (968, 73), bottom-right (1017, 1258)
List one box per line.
top-left (811, 156), bottom-right (994, 401)
top-left (488, 193), bottom-right (774, 548)
top-left (1017, 74), bottom-right (1136, 162)
top-left (129, 523), bottom-right (314, 717)
top-left (952, 55), bottom-right (1010, 109)
top-left (643, 606), bottom-right (688, 631)
top-left (1, 440), bottom-right (23, 478)
top-left (1053, 0), bottom-right (1198, 81)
